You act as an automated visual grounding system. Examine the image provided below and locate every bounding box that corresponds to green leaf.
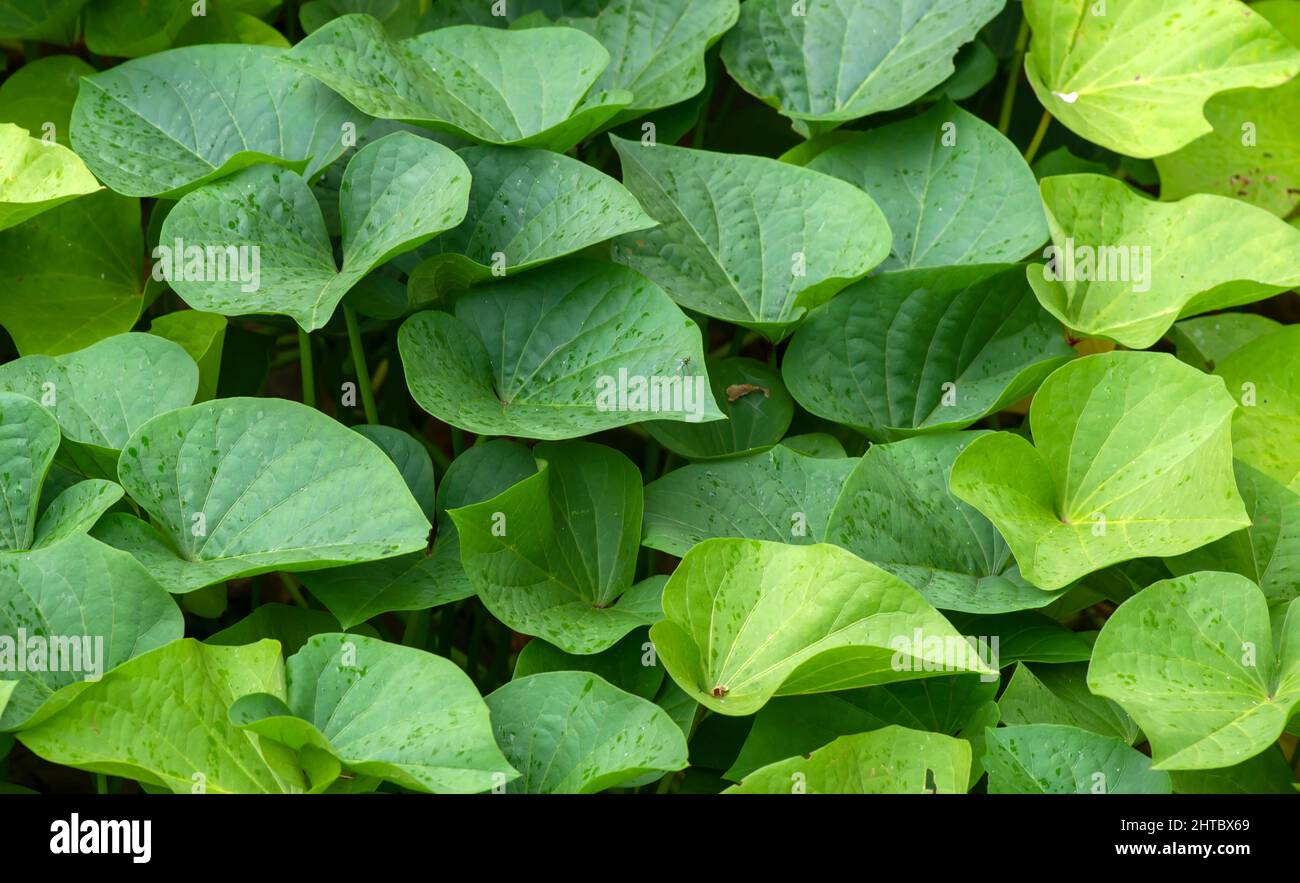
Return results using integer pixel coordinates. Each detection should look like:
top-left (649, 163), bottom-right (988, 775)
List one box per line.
top-left (206, 605), bottom-right (379, 657)
top-left (0, 55), bottom-right (94, 147)
top-left (449, 441), bottom-right (659, 654)
top-left (1023, 0), bottom-right (1300, 158)
top-left (148, 311), bottom-right (227, 403)
top-left (827, 433), bottom-right (1065, 613)
top-left (947, 610), bottom-right (1093, 665)
top-left (17, 639), bottom-right (307, 792)
top-left (610, 135), bottom-right (891, 341)
top-left (300, 440), bottom-right (536, 630)
top-left (645, 357), bottom-right (793, 459)
top-left (642, 443), bottom-right (856, 555)
top-left (727, 674), bottom-right (996, 782)
top-left (0, 333), bottom-right (199, 479)
top-left (31, 479), bottom-right (124, 549)
top-left (785, 264), bottom-right (1073, 440)
top-left (70, 44), bottom-right (364, 198)
top-left (724, 726), bottom-right (971, 794)
top-left (301, 0), bottom-right (428, 38)
top-left (233, 633), bottom-right (516, 793)
top-left (806, 100), bottom-right (1046, 270)
top-left (1169, 746), bottom-right (1298, 794)
top-left (984, 724), bottom-right (1171, 794)
top-left (1170, 313), bottom-right (1282, 373)
top-left (98, 397), bottom-right (430, 594)
top-left (399, 260), bottom-right (721, 440)
top-left (721, 0), bottom-right (1003, 135)
top-left (0, 123), bottom-right (100, 233)
top-left (485, 671), bottom-right (688, 793)
top-left (949, 352), bottom-right (1249, 590)
top-left (160, 132), bottom-right (470, 331)
top-left (1089, 571), bottom-right (1300, 770)
top-left (1167, 461), bottom-right (1299, 602)
top-left (0, 534), bottom-right (183, 731)
top-left (1028, 175), bottom-right (1300, 348)
top-left (405, 145), bottom-right (654, 309)
top-left (565, 0), bottom-right (739, 116)
top-left (0, 190), bottom-right (144, 356)
top-left (998, 662), bottom-right (1138, 744)
top-left (0, 0), bottom-right (86, 42)
top-left (283, 14), bottom-right (630, 151)
top-left (651, 539), bottom-right (993, 716)
top-left (0, 392), bottom-right (61, 553)
top-left (512, 630), bottom-right (665, 701)
top-left (1214, 325), bottom-right (1300, 492)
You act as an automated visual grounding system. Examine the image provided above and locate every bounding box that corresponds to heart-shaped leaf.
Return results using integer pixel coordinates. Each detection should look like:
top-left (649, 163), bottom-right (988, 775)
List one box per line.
top-left (998, 662), bottom-right (1137, 744)
top-left (651, 539), bottom-right (993, 716)
top-left (283, 14), bottom-right (630, 151)
top-left (827, 433), bottom-right (1065, 613)
top-left (642, 442), bottom-right (857, 555)
top-left (0, 333), bottom-right (199, 478)
top-left (610, 135), bottom-right (891, 341)
top-left (161, 131), bottom-right (471, 331)
top-left (70, 44), bottom-right (364, 197)
top-left (721, 0), bottom-right (1002, 136)
top-left (148, 311), bottom-right (227, 403)
top-left (96, 397), bottom-right (430, 593)
top-left (399, 259), bottom-right (721, 440)
top-left (0, 55), bottom-right (94, 147)
top-left (405, 145), bottom-right (654, 309)
top-left (449, 441), bottom-right (661, 654)
top-left (724, 726), bottom-right (971, 794)
top-left (644, 357), bottom-right (792, 459)
top-left (1170, 313), bottom-right (1282, 373)
top-left (805, 100), bottom-right (1047, 270)
top-left (0, 392), bottom-right (61, 553)
top-left (485, 671), bottom-right (688, 793)
top-left (949, 352), bottom-right (1249, 590)
top-left (0, 123), bottom-right (99, 231)
top-left (1214, 325), bottom-right (1300, 492)
top-left (1088, 571), bottom-right (1300, 770)
top-left (31, 479), bottom-right (124, 549)
top-left (1023, 0), bottom-right (1300, 158)
top-left (0, 534), bottom-right (183, 730)
top-left (984, 724), bottom-right (1171, 794)
top-left (1028, 175), bottom-right (1300, 348)
top-left (785, 264), bottom-right (1074, 440)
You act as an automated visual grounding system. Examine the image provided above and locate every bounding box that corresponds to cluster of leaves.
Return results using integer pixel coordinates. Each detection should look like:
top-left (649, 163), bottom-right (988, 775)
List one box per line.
top-left (1, 0), bottom-right (1298, 795)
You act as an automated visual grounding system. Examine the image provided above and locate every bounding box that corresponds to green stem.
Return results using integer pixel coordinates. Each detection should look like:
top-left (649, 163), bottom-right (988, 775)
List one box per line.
top-left (997, 17), bottom-right (1031, 134)
top-left (297, 328), bottom-right (316, 408)
top-left (402, 608), bottom-right (431, 649)
top-left (1023, 110), bottom-right (1053, 165)
top-left (342, 304), bottom-right (379, 425)
top-left (451, 427), bottom-right (467, 457)
top-left (279, 573), bottom-right (309, 610)
top-left (95, 773), bottom-right (108, 795)
top-left (437, 601), bottom-right (461, 657)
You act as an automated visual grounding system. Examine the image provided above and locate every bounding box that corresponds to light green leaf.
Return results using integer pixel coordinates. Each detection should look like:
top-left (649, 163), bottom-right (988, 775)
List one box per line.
top-left (0, 123), bottom-right (100, 232)
top-left (827, 433), bottom-right (1065, 613)
top-left (0, 333), bottom-right (199, 479)
top-left (645, 357), bottom-right (792, 459)
top-left (651, 539), bottom-right (993, 716)
top-left (232, 633), bottom-right (515, 793)
top-left (0, 55), bottom-right (94, 147)
top-left (1089, 571), bottom-right (1300, 770)
top-left (0, 535), bottom-right (183, 731)
top-left (1215, 325), bottom-right (1300, 491)
top-left (1023, 0), bottom-right (1300, 158)
top-left (950, 352), bottom-right (1249, 590)
top-left (161, 132), bottom-right (470, 331)
top-left (0, 189), bottom-right (144, 356)
top-left (725, 726), bottom-right (971, 794)
top-left (98, 397), bottom-right (430, 594)
top-left (32, 480), bottom-right (124, 549)
top-left (984, 724), bottom-right (1170, 794)
top-left (399, 259), bottom-right (721, 440)
top-left (486, 671), bottom-right (688, 793)
top-left (449, 442), bottom-right (658, 654)
top-left (721, 0), bottom-right (1003, 135)
top-left (806, 100), bottom-right (1046, 270)
top-left (148, 312), bottom-right (227, 403)
top-left (17, 639), bottom-right (306, 792)
top-left (1170, 313), bottom-right (1282, 372)
top-left (283, 14), bottom-right (630, 151)
top-left (1028, 175), bottom-right (1300, 348)
top-left (405, 145), bottom-right (654, 309)
top-left (642, 443), bottom-right (857, 555)
top-left (786, 264), bottom-right (1073, 440)
top-left (610, 135), bottom-right (890, 341)
top-left (70, 44), bottom-right (364, 198)
top-left (998, 662), bottom-right (1138, 744)
top-left (0, 392), bottom-right (61, 553)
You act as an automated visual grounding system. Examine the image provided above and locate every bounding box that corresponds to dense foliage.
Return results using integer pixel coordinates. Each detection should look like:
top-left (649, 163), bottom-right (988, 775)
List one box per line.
top-left (0, 0), bottom-right (1297, 796)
